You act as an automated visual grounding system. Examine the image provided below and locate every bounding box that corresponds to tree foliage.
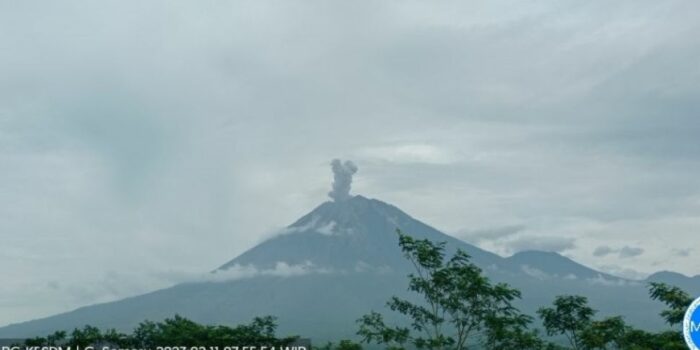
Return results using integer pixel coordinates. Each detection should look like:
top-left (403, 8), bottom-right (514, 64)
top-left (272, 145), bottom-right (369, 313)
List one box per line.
top-left (24, 315), bottom-right (296, 348)
top-left (538, 283), bottom-right (693, 350)
top-left (357, 230), bottom-right (543, 350)
top-left (578, 316), bottom-right (626, 350)
top-left (482, 312), bottom-right (545, 350)
top-left (648, 282), bottom-right (694, 326)
top-left (315, 339), bottom-right (363, 350)
top-left (24, 236), bottom-right (698, 350)
top-left (537, 295), bottom-right (595, 350)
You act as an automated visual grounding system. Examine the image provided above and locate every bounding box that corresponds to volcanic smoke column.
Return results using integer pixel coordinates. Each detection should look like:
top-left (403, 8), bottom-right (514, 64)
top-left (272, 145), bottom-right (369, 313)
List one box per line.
top-left (328, 159), bottom-right (358, 202)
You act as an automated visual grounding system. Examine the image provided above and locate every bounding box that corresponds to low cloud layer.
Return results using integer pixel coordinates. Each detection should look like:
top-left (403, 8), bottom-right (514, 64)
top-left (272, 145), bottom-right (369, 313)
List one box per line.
top-left (209, 261), bottom-right (329, 282)
top-left (593, 245), bottom-right (645, 259)
top-left (459, 225), bottom-right (526, 244)
top-left (505, 236), bottom-right (577, 254)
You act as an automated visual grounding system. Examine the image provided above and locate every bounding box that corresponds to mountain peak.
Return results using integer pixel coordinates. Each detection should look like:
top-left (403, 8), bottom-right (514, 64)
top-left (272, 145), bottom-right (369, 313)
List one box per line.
top-left (505, 250), bottom-right (622, 280)
top-left (217, 195), bottom-right (502, 272)
top-left (5, 186), bottom-right (699, 339)
top-left (289, 195), bottom-right (397, 230)
top-left (646, 270), bottom-right (700, 281)
top-left (647, 270), bottom-right (687, 279)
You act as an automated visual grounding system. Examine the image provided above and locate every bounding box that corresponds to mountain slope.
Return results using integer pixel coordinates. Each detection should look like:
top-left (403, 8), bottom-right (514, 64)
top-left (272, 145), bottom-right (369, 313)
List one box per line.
top-left (646, 271), bottom-right (700, 294)
top-left (503, 250), bottom-right (622, 280)
top-left (218, 196), bottom-right (503, 272)
top-left (0, 195), bottom-right (694, 339)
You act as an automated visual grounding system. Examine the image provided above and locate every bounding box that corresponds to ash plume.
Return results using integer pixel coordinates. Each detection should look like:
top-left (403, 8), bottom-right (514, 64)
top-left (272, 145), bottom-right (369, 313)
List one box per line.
top-left (328, 159), bottom-right (358, 202)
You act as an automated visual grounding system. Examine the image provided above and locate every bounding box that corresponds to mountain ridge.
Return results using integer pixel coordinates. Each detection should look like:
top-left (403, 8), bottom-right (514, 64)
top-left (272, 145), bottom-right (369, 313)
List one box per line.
top-left (1, 195), bottom-right (698, 339)
top-left (218, 195), bottom-right (504, 272)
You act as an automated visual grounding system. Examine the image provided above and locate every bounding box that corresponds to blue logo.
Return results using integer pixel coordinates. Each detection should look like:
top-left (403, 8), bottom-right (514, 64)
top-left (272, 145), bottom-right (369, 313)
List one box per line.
top-left (685, 297), bottom-right (700, 350)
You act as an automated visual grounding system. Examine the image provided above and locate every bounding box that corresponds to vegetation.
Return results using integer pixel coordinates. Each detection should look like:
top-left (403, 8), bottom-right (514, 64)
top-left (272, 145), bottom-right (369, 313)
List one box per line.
top-left (25, 232), bottom-right (695, 350)
top-left (356, 231), bottom-right (694, 350)
top-left (24, 315), bottom-right (297, 348)
top-left (537, 295), bottom-right (595, 349)
top-left (316, 340), bottom-right (364, 350)
top-left (648, 282), bottom-right (694, 326)
top-left (532, 282), bottom-right (693, 349)
top-left (357, 230), bottom-right (545, 350)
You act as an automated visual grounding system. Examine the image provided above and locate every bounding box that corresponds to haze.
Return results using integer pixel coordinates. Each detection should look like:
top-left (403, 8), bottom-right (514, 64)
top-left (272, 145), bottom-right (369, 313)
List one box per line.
top-left (1, 0), bottom-right (699, 326)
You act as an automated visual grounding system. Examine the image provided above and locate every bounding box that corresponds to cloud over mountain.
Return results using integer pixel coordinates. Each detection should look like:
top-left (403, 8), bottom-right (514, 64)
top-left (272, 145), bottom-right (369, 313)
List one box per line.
top-left (593, 245), bottom-right (645, 258)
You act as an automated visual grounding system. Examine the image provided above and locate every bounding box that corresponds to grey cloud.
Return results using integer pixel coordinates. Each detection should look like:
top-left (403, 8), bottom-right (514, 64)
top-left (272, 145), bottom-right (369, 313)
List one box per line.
top-left (618, 246), bottom-right (644, 259)
top-left (459, 225), bottom-right (526, 243)
top-left (0, 0), bottom-right (699, 326)
top-left (593, 245), bottom-right (644, 259)
top-left (505, 236), bottom-right (576, 254)
top-left (593, 246), bottom-right (615, 257)
top-left (672, 248), bottom-right (692, 257)
top-left (597, 265), bottom-right (649, 281)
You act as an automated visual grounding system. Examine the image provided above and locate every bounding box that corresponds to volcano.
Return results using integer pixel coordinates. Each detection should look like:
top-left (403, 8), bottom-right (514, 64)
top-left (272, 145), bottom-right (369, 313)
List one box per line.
top-left (1, 176), bottom-right (699, 340)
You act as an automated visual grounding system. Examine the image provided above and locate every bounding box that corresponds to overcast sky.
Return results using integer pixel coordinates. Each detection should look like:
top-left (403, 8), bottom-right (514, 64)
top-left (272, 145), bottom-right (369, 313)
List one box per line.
top-left (1, 0), bottom-right (700, 326)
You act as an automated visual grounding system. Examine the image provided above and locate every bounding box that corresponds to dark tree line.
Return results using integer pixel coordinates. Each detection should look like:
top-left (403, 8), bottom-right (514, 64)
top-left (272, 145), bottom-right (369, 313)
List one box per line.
top-left (24, 315), bottom-right (297, 348)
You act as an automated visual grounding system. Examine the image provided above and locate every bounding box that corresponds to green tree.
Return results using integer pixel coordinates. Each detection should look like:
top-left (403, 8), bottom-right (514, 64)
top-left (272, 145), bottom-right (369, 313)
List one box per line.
top-left (67, 325), bottom-right (103, 347)
top-left (357, 230), bottom-right (538, 350)
top-left (131, 314), bottom-right (294, 347)
top-left (102, 328), bottom-right (133, 347)
top-left (315, 340), bottom-right (363, 350)
top-left (649, 282), bottom-right (693, 326)
top-left (537, 295), bottom-right (595, 350)
top-left (578, 316), bottom-right (626, 350)
top-left (336, 339), bottom-right (363, 350)
top-left (26, 315), bottom-right (295, 348)
top-left (132, 320), bottom-right (159, 348)
top-left (633, 282), bottom-right (693, 349)
top-left (482, 312), bottom-right (546, 350)
top-left (617, 329), bottom-right (686, 350)
top-left (24, 331), bottom-right (67, 347)
top-left (540, 283), bottom-right (694, 350)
